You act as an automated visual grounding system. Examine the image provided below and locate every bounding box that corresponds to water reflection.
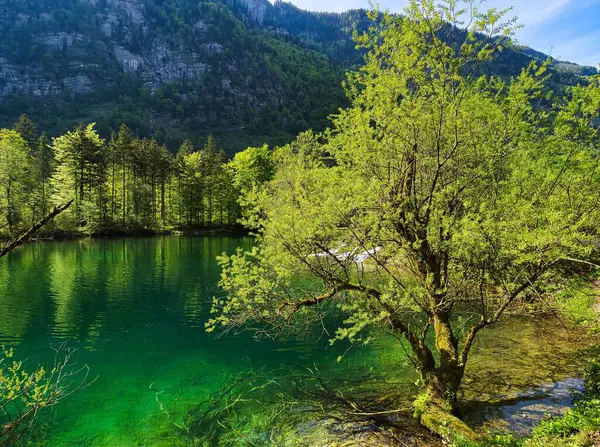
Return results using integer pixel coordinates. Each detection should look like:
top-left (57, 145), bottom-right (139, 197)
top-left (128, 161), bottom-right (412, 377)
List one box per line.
top-left (0, 236), bottom-right (251, 344)
top-left (0, 236), bottom-right (361, 446)
top-left (0, 237), bottom-right (591, 446)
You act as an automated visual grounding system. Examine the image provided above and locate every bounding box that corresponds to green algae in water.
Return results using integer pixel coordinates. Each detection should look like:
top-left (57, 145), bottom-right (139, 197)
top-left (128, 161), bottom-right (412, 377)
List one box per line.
top-left (0, 237), bottom-right (590, 446)
top-left (0, 237), bottom-right (410, 446)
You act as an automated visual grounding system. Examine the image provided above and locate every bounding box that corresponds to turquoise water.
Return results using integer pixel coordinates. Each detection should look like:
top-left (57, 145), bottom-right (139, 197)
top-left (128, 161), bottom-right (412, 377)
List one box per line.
top-left (0, 236), bottom-right (587, 445)
top-left (0, 236), bottom-right (401, 446)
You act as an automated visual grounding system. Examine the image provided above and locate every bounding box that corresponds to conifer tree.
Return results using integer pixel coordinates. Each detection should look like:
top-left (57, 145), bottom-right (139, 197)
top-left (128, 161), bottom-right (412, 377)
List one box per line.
top-left (175, 140), bottom-right (194, 227)
top-left (31, 132), bottom-right (54, 220)
top-left (13, 114), bottom-right (36, 154)
top-left (50, 124), bottom-right (107, 230)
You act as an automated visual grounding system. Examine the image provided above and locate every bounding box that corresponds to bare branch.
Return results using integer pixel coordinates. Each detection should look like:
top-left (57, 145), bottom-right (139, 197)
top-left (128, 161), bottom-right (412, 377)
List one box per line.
top-left (0, 200), bottom-right (73, 258)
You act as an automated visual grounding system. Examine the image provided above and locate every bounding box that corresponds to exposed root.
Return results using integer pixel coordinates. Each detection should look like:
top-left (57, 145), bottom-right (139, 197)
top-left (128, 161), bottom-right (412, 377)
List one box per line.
top-left (413, 392), bottom-right (476, 442)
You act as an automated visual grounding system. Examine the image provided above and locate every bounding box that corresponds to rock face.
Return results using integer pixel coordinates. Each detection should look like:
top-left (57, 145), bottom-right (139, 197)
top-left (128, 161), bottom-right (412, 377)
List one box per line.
top-left (143, 39), bottom-right (208, 87)
top-left (0, 58), bottom-right (93, 97)
top-left (0, 0), bottom-right (361, 143)
top-left (114, 46), bottom-right (144, 73)
top-left (0, 0), bottom-right (594, 146)
top-left (0, 0), bottom-right (280, 98)
top-left (238, 0), bottom-right (268, 24)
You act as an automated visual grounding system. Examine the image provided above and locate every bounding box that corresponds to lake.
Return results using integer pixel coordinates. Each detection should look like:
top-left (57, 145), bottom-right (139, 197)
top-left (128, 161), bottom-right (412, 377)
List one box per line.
top-left (0, 237), bottom-right (588, 445)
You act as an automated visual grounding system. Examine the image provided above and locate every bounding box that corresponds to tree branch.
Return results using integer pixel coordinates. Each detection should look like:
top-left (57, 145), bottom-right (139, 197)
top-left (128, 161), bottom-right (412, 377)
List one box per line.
top-left (459, 268), bottom-right (543, 365)
top-left (0, 200), bottom-right (73, 259)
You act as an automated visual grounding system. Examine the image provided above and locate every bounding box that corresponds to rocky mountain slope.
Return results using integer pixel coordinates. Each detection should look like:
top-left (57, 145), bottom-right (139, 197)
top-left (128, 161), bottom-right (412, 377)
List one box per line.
top-left (0, 0), bottom-right (595, 151)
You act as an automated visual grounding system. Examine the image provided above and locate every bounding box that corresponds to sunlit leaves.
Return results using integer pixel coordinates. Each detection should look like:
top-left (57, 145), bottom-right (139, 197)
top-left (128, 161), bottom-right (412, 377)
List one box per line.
top-left (210, 1), bottom-right (600, 373)
top-left (0, 130), bottom-right (30, 235)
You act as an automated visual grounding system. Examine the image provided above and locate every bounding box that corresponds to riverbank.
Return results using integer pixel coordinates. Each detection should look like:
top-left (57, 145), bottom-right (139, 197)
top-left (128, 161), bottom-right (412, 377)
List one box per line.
top-left (166, 314), bottom-right (594, 447)
top-left (2, 224), bottom-right (251, 243)
top-left (278, 288), bottom-right (600, 447)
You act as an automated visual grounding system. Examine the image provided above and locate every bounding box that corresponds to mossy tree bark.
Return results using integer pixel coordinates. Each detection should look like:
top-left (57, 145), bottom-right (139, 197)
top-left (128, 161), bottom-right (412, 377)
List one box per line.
top-left (411, 313), bottom-right (473, 439)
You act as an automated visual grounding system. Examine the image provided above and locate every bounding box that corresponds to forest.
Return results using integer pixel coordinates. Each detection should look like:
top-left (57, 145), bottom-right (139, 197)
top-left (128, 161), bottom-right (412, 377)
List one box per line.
top-left (0, 115), bottom-right (274, 237)
top-left (0, 0), bottom-right (595, 152)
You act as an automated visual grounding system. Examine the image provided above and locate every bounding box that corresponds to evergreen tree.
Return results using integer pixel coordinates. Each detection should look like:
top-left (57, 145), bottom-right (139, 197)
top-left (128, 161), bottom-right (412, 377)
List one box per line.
top-left (12, 114), bottom-right (36, 154)
top-left (31, 132), bottom-right (54, 220)
top-left (202, 135), bottom-right (225, 225)
top-left (109, 124), bottom-right (135, 227)
top-left (156, 144), bottom-right (173, 226)
top-left (180, 151), bottom-right (204, 226)
top-left (175, 140), bottom-right (194, 227)
top-left (50, 124), bottom-right (107, 230)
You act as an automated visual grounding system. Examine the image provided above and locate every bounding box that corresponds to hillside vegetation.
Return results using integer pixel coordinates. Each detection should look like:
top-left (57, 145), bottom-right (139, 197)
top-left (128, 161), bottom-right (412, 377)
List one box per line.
top-left (0, 0), bottom-right (596, 152)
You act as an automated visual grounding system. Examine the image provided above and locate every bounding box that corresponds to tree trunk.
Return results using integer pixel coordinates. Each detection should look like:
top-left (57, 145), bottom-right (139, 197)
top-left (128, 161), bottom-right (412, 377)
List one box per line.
top-left (416, 373), bottom-right (474, 441)
top-left (160, 181), bottom-right (165, 225)
top-left (111, 159), bottom-right (116, 221)
top-left (208, 192), bottom-right (213, 226)
top-left (432, 313), bottom-right (462, 406)
top-left (122, 164), bottom-right (126, 227)
top-left (413, 313), bottom-right (475, 441)
top-left (6, 182), bottom-right (14, 234)
top-left (133, 167), bottom-right (137, 217)
top-left (41, 177), bottom-right (46, 217)
top-left (188, 187), bottom-right (193, 226)
top-left (152, 174), bottom-right (156, 226)
top-left (177, 177), bottom-right (181, 227)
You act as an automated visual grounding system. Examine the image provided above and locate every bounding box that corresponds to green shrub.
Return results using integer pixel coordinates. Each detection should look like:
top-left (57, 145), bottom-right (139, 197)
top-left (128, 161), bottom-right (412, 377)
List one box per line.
top-left (453, 433), bottom-right (524, 447)
top-left (556, 278), bottom-right (598, 326)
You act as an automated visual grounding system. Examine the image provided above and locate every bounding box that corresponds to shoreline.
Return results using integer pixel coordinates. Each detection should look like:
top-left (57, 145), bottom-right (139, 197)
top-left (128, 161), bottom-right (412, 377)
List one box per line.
top-left (2, 225), bottom-right (252, 243)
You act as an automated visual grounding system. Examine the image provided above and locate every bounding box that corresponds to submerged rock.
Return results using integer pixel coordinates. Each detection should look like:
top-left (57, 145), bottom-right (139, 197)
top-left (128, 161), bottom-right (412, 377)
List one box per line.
top-left (468, 377), bottom-right (585, 435)
top-left (500, 377), bottom-right (584, 435)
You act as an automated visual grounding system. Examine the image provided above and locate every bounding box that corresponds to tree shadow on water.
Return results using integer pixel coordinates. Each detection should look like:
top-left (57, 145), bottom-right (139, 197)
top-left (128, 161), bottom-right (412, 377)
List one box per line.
top-left (153, 367), bottom-right (442, 447)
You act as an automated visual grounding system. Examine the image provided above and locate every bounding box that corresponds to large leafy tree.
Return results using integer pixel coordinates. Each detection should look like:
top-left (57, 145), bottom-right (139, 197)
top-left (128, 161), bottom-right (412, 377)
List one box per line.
top-left (227, 144), bottom-right (276, 225)
top-left (208, 0), bottom-right (600, 438)
top-left (228, 144), bottom-right (275, 194)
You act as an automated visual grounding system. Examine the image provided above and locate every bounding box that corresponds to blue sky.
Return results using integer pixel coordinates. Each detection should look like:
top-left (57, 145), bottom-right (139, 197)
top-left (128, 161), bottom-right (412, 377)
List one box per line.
top-left (280, 0), bottom-right (600, 67)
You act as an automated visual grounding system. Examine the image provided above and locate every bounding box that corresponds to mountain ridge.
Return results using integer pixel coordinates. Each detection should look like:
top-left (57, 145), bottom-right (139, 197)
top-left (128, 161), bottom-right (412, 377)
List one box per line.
top-left (0, 0), bottom-right (596, 152)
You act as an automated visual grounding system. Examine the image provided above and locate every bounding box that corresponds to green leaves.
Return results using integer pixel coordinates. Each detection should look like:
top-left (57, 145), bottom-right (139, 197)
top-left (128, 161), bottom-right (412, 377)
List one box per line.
top-left (0, 129), bottom-right (31, 234)
top-left (211, 1), bottom-right (600, 379)
top-left (1, 345), bottom-right (92, 445)
top-left (50, 123), bottom-right (107, 229)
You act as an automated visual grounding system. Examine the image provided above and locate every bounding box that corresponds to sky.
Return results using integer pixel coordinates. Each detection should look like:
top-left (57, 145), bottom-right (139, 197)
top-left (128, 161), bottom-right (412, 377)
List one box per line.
top-left (280, 0), bottom-right (600, 67)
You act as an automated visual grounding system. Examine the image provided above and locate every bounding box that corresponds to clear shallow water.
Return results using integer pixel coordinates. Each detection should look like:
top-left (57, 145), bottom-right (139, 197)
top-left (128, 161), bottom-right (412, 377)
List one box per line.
top-left (0, 236), bottom-right (404, 446)
top-left (497, 378), bottom-right (584, 434)
top-left (0, 237), bottom-right (589, 445)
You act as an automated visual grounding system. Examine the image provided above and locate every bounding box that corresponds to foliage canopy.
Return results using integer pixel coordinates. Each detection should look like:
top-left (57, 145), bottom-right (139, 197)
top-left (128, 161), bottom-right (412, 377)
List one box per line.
top-left (208, 0), bottom-right (600, 438)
